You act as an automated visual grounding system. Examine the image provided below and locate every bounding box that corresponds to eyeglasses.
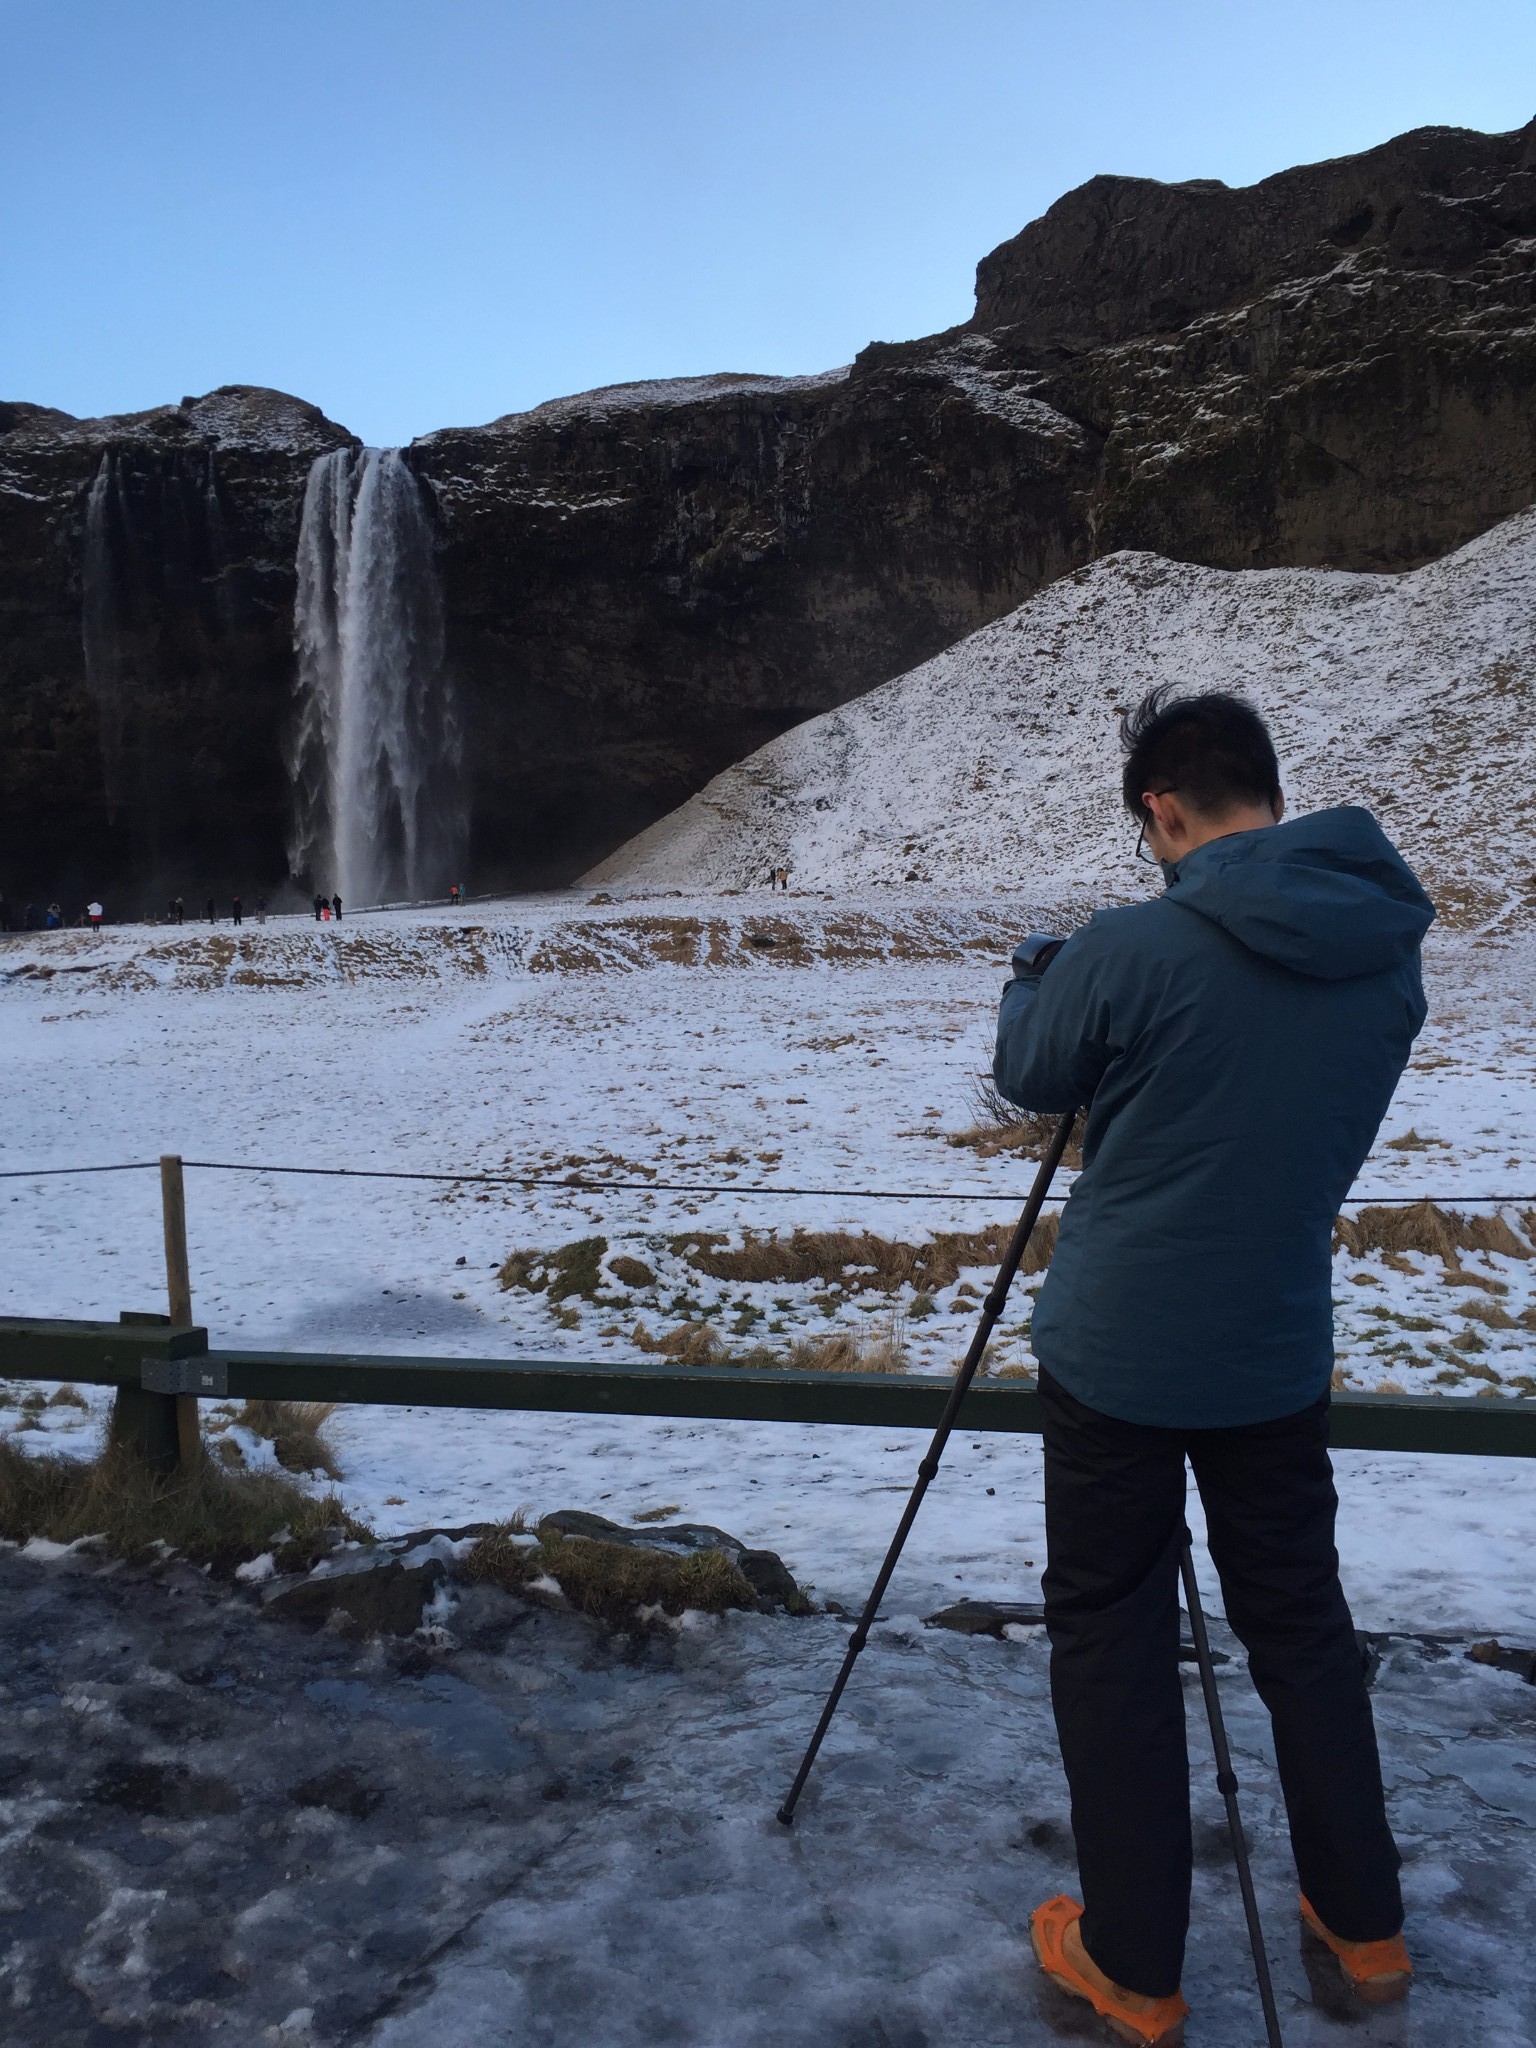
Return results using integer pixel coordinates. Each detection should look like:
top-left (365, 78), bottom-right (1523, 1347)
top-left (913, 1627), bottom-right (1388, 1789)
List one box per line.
top-left (1133, 789), bottom-right (1179, 866)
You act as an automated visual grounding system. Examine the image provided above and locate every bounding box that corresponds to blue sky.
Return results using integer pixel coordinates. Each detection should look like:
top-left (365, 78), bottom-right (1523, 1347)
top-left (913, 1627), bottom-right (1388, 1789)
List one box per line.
top-left (3, 0), bottom-right (1533, 446)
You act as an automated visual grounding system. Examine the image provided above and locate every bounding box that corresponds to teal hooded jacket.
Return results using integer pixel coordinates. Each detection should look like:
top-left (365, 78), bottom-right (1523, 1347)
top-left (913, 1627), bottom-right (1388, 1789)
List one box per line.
top-left (993, 807), bottom-right (1434, 1427)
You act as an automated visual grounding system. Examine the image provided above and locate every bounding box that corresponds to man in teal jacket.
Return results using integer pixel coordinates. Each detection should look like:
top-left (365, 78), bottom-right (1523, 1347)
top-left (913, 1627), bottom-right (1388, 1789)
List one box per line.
top-left (996, 687), bottom-right (1433, 2042)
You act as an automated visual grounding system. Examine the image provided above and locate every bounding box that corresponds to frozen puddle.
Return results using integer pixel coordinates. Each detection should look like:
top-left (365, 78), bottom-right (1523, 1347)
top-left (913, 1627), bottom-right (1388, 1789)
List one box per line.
top-left (3, 1548), bottom-right (1532, 2047)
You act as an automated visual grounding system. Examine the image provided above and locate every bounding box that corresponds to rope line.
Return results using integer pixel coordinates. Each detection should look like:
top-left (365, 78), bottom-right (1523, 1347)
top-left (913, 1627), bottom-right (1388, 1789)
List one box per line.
top-left (0, 1162), bottom-right (161, 1180)
top-left (2, 1158), bottom-right (1534, 1205)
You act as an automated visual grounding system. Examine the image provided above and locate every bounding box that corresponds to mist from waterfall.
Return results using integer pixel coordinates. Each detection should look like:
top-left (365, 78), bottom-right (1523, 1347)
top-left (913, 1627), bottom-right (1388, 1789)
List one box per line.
top-left (288, 447), bottom-right (464, 906)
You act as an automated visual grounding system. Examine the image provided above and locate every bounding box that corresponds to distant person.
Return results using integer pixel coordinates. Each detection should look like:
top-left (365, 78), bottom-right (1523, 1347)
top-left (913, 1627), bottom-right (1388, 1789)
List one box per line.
top-left (320, 901), bottom-right (332, 921)
top-left (0, 896), bottom-right (9, 933)
top-left (256, 895), bottom-right (268, 925)
top-left (45, 904), bottom-right (61, 931)
top-left (87, 899), bottom-right (103, 929)
top-left (455, 880), bottom-right (466, 906)
top-left (313, 893), bottom-right (324, 922)
top-left (448, 882), bottom-right (459, 908)
top-left (24, 903), bottom-right (40, 931)
top-left (231, 895), bottom-right (242, 927)
top-left (779, 866), bottom-right (791, 893)
top-left (173, 896), bottom-right (185, 925)
top-left (205, 896), bottom-right (216, 922)
top-left (331, 893), bottom-right (342, 921)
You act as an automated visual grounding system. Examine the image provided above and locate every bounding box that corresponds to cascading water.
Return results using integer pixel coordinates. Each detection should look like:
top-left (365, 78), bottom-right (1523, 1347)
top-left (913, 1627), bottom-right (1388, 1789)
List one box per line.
top-left (288, 447), bottom-right (464, 906)
top-left (81, 446), bottom-right (229, 832)
top-left (82, 452), bottom-right (128, 815)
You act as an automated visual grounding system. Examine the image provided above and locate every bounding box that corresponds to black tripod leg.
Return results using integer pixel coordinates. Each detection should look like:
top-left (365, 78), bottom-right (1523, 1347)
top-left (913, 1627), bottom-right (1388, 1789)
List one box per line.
top-left (1180, 1534), bottom-right (1285, 2048)
top-left (775, 1109), bottom-right (1077, 1827)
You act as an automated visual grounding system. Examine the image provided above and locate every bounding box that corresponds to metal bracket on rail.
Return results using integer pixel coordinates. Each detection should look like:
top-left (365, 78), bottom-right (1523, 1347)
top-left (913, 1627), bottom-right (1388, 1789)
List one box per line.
top-left (141, 1356), bottom-right (228, 1398)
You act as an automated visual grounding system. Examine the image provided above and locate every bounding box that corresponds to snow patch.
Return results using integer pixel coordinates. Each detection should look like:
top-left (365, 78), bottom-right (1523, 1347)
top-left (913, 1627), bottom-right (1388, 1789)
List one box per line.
top-left (20, 1533), bottom-right (103, 1561)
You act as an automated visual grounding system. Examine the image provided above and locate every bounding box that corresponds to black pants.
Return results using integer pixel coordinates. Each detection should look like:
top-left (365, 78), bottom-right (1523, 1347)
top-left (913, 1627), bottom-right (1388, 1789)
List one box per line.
top-left (1039, 1367), bottom-right (1402, 1998)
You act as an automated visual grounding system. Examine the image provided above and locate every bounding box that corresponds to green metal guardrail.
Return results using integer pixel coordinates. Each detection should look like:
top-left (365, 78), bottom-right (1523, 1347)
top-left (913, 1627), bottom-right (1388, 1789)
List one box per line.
top-left (3, 1314), bottom-right (1534, 1459)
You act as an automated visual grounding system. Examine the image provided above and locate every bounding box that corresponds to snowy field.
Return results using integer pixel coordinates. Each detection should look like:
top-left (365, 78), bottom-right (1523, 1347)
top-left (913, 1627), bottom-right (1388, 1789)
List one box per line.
top-left (3, 894), bottom-right (1534, 1639)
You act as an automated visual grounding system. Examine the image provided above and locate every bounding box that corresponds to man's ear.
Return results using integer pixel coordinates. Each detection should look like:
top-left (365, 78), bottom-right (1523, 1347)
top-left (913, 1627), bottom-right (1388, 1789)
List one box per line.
top-left (1273, 789), bottom-right (1286, 822)
top-left (1143, 789), bottom-right (1188, 844)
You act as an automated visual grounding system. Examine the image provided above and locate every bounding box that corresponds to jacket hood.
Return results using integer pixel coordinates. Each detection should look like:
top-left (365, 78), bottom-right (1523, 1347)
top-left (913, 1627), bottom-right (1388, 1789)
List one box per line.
top-left (1164, 806), bottom-right (1434, 980)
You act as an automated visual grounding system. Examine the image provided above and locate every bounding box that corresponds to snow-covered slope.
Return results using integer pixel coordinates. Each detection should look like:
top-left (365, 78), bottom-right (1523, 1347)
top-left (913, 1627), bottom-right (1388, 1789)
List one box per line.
top-left (586, 509), bottom-right (1536, 927)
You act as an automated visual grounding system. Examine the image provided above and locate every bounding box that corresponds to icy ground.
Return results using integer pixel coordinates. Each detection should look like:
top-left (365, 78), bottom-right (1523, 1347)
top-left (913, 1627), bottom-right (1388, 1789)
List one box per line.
top-left (2, 896), bottom-right (1535, 2042)
top-left (4, 1541), bottom-right (1535, 2048)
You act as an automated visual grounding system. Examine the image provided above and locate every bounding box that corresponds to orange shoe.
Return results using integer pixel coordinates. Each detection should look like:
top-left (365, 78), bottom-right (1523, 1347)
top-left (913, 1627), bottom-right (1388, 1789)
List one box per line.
top-left (1031, 1895), bottom-right (1190, 2046)
top-left (1300, 1894), bottom-right (1412, 2005)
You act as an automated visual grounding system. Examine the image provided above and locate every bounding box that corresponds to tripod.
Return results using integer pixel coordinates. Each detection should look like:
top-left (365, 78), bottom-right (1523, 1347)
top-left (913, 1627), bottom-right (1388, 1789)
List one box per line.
top-left (1181, 1533), bottom-right (1285, 2046)
top-left (776, 1107), bottom-right (1077, 1825)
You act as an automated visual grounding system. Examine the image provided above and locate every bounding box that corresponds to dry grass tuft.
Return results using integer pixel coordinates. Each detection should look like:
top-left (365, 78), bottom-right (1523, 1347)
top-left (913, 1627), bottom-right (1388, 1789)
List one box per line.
top-left (462, 1516), bottom-right (757, 1625)
top-left (947, 1082), bottom-right (1085, 1169)
top-left (1458, 1299), bottom-right (1520, 1331)
top-left (631, 1321), bottom-right (731, 1365)
top-left (1334, 1202), bottom-right (1534, 1275)
top-left (498, 1236), bottom-right (610, 1303)
top-left (236, 1400), bottom-right (342, 1478)
top-left (537, 1530), bottom-right (758, 1623)
top-left (789, 1312), bottom-right (910, 1374)
top-left (630, 1309), bottom-right (914, 1373)
top-left (674, 1217), bottom-right (1055, 1295)
top-left (607, 1254), bottom-right (656, 1289)
top-left (460, 1516), bottom-right (536, 1595)
top-left (0, 1436), bottom-right (367, 1574)
top-left (46, 1385), bottom-right (91, 1411)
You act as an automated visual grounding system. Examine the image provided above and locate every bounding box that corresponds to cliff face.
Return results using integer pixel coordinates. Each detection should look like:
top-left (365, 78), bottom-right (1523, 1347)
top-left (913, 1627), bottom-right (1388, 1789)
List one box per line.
top-left (0, 391), bottom-right (353, 905)
top-left (4, 117), bottom-right (1536, 904)
top-left (414, 366), bottom-right (1090, 882)
top-left (971, 118), bottom-right (1536, 569)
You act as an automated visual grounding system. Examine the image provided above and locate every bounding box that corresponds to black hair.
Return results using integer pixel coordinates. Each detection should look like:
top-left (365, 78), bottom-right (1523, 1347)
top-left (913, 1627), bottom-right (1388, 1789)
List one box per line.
top-left (1119, 685), bottom-right (1281, 823)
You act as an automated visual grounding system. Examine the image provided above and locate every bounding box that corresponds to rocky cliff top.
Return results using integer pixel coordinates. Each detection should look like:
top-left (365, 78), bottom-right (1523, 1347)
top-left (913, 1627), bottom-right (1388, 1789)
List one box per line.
top-left (972, 116), bottom-right (1536, 348)
top-left (0, 383), bottom-right (352, 457)
top-left (437, 366), bottom-right (854, 441)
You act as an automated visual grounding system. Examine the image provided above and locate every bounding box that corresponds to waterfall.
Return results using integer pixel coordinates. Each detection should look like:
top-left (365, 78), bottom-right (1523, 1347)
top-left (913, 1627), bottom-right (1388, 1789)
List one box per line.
top-left (81, 446), bottom-right (230, 826)
top-left (82, 453), bottom-right (128, 815)
top-left (288, 447), bottom-right (464, 906)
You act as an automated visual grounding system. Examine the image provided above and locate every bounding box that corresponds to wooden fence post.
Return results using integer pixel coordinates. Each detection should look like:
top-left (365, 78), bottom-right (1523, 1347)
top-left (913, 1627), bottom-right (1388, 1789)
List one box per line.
top-left (159, 1155), bottom-right (203, 1468)
top-left (107, 1153), bottom-right (204, 1475)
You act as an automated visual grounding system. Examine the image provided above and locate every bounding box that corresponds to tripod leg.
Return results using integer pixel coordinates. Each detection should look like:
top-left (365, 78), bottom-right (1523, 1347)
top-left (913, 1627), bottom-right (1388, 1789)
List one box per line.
top-left (1180, 1534), bottom-right (1285, 2048)
top-left (775, 1109), bottom-right (1077, 1826)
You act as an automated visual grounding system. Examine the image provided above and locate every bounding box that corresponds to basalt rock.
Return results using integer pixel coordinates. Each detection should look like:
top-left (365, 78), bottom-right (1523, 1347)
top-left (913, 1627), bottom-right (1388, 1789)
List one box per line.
top-left (263, 1557), bottom-right (446, 1637)
top-left (0, 388), bottom-right (353, 903)
top-left (5, 118), bottom-right (1536, 902)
